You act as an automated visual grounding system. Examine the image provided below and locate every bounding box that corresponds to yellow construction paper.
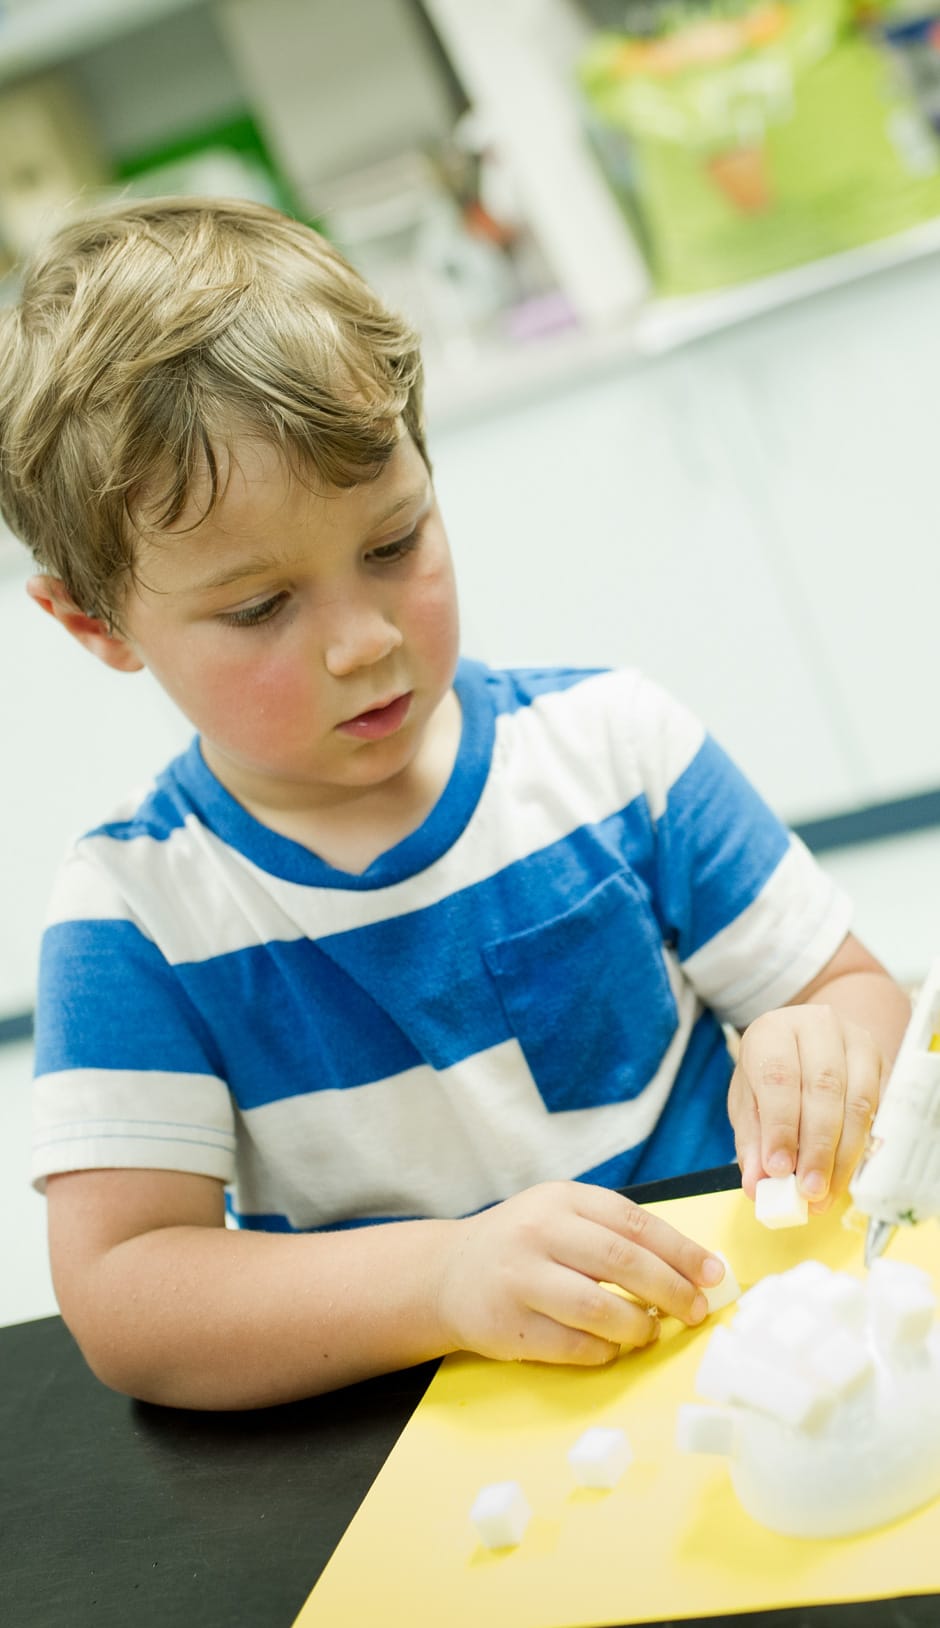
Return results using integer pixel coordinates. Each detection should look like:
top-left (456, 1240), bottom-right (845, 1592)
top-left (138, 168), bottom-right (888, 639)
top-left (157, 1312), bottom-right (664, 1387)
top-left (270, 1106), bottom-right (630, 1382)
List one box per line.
top-left (295, 1189), bottom-right (940, 1628)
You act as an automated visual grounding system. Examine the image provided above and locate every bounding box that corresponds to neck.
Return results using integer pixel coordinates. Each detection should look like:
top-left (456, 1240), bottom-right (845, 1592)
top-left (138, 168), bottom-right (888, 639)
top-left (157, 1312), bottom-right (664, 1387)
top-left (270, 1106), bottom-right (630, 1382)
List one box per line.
top-left (208, 689), bottom-right (462, 875)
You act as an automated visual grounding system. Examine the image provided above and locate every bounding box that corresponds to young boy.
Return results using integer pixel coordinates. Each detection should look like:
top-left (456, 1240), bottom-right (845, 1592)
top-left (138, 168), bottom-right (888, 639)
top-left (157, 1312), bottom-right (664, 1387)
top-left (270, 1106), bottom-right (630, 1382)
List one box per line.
top-left (0, 197), bottom-right (909, 1410)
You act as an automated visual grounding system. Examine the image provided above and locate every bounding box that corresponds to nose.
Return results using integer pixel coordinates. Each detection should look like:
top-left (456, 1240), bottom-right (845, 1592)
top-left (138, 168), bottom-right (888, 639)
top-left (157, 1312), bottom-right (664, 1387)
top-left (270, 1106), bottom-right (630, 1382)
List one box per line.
top-left (323, 598), bottom-right (403, 678)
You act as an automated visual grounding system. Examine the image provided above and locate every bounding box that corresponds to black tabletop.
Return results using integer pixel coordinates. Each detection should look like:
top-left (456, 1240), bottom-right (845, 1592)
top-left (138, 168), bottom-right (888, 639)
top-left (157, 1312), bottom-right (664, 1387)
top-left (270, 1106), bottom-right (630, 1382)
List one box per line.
top-left (1, 1165), bottom-right (937, 1628)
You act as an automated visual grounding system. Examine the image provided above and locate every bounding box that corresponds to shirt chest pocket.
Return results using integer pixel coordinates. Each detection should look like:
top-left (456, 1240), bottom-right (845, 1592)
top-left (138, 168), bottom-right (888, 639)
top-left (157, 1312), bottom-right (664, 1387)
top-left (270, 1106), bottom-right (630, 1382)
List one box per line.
top-left (482, 869), bottom-right (678, 1115)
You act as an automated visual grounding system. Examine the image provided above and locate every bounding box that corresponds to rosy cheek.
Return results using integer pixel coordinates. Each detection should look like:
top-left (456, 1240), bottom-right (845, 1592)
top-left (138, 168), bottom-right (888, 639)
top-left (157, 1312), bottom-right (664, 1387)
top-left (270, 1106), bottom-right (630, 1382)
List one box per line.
top-left (157, 640), bottom-right (291, 735)
top-left (412, 568), bottom-right (460, 661)
top-left (215, 647), bottom-right (301, 718)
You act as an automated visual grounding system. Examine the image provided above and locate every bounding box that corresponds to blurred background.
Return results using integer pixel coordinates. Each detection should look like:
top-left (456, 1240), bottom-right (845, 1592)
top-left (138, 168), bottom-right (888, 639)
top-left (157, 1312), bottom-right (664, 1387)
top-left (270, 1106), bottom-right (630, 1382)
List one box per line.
top-left (2, 0), bottom-right (940, 1323)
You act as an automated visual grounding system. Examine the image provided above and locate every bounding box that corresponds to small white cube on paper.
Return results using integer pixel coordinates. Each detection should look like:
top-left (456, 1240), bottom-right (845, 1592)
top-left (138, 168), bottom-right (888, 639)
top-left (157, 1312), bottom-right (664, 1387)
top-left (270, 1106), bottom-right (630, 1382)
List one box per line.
top-left (755, 1174), bottom-right (808, 1230)
top-left (567, 1425), bottom-right (632, 1489)
top-left (469, 1480), bottom-right (531, 1549)
top-left (676, 1403), bottom-right (736, 1457)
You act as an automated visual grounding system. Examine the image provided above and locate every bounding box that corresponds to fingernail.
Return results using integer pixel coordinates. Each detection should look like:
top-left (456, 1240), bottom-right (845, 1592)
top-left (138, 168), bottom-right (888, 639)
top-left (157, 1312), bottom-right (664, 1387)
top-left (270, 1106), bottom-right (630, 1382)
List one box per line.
top-left (700, 1256), bottom-right (725, 1286)
top-left (690, 1293), bottom-right (708, 1324)
top-left (768, 1152), bottom-right (792, 1178)
top-left (801, 1171), bottom-right (826, 1199)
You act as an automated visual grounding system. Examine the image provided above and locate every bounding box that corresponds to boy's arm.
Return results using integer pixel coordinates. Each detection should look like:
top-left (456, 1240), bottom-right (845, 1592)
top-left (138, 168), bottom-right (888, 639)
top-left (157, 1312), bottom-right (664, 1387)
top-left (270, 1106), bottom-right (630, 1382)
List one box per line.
top-left (47, 1168), bottom-right (457, 1408)
top-left (728, 932), bottom-right (911, 1206)
top-left (46, 1167), bottom-right (726, 1409)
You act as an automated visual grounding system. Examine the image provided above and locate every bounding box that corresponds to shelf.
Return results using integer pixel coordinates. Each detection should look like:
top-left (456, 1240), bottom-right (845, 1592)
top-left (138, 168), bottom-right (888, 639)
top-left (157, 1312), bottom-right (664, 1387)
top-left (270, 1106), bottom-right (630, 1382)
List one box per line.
top-left (425, 213), bottom-right (940, 427)
top-left (1, 210), bottom-right (939, 504)
top-left (632, 213), bottom-right (940, 356)
top-left (0, 0), bottom-right (204, 87)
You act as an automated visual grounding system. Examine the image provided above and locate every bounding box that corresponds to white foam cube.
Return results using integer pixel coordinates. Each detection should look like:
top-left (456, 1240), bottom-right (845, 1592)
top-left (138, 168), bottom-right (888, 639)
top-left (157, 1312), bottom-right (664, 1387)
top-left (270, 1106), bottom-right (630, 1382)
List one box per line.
top-left (727, 1348), bottom-right (831, 1428)
top-left (676, 1403), bottom-right (736, 1456)
top-left (809, 1328), bottom-right (872, 1397)
top-left (764, 1303), bottom-right (819, 1356)
top-left (703, 1250), bottom-right (741, 1314)
top-left (868, 1266), bottom-right (936, 1349)
top-left (469, 1481), bottom-right (531, 1549)
top-left (868, 1258), bottom-right (935, 1297)
top-left (786, 1260), bottom-right (832, 1292)
top-left (755, 1174), bottom-right (808, 1230)
top-left (823, 1273), bottom-right (867, 1330)
top-left (567, 1426), bottom-right (632, 1489)
top-left (735, 1275), bottom-right (786, 1333)
top-left (695, 1324), bottom-right (739, 1403)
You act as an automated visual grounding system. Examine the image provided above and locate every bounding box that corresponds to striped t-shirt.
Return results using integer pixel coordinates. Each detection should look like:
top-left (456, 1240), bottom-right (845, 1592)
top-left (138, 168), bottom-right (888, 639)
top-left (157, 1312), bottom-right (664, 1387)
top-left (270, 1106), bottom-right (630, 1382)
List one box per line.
top-left (31, 660), bottom-right (851, 1230)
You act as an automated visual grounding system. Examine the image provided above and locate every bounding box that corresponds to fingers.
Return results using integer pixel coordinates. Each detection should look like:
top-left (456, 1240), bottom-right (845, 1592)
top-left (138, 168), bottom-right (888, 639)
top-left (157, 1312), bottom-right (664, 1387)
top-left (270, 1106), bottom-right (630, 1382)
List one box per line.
top-left (556, 1188), bottom-right (722, 1327)
top-left (736, 1008), bottom-right (884, 1211)
top-left (737, 1013), bottom-right (802, 1182)
top-left (439, 1182), bottom-right (726, 1372)
top-left (811, 1025), bottom-right (880, 1203)
top-left (728, 1062), bottom-right (762, 1197)
top-left (790, 1006), bottom-right (845, 1204)
top-left (522, 1277), bottom-right (662, 1361)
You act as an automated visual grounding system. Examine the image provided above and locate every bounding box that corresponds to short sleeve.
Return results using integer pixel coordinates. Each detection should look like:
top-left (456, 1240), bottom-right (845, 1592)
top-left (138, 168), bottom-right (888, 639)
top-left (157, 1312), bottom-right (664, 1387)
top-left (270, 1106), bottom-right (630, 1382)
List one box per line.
top-left (31, 848), bottom-right (236, 1191)
top-left (628, 674), bottom-right (853, 1030)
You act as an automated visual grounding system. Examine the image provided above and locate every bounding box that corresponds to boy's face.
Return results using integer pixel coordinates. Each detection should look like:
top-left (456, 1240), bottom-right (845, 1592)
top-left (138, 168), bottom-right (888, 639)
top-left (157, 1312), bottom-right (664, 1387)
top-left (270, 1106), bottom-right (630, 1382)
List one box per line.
top-left (105, 431), bottom-right (460, 813)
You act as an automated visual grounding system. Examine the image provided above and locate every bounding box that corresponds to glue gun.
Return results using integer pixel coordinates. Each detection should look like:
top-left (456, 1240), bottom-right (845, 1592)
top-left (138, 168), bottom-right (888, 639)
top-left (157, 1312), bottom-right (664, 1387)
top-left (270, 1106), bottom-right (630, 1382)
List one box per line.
top-left (849, 959), bottom-right (940, 1267)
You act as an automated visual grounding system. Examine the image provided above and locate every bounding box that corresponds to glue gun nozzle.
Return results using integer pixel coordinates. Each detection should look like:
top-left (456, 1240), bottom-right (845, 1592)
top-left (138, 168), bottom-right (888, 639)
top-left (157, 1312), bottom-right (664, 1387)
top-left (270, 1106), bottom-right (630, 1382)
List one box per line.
top-left (864, 1218), bottom-right (897, 1269)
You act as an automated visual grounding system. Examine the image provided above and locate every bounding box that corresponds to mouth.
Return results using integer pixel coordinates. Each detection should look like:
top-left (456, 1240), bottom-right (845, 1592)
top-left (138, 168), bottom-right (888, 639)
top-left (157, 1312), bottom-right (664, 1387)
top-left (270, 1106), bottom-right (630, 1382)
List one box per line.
top-left (337, 691), bottom-right (413, 741)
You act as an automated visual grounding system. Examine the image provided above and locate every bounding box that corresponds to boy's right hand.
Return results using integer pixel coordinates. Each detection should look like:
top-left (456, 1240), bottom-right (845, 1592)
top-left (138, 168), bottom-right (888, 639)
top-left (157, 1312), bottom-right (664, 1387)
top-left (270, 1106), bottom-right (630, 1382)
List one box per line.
top-left (435, 1180), bottom-right (725, 1366)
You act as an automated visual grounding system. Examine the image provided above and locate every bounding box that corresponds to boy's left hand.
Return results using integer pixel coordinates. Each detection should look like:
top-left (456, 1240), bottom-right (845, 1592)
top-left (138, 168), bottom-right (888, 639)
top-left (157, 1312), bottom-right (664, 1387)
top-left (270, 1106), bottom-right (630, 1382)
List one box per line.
top-left (728, 1004), bottom-right (888, 1211)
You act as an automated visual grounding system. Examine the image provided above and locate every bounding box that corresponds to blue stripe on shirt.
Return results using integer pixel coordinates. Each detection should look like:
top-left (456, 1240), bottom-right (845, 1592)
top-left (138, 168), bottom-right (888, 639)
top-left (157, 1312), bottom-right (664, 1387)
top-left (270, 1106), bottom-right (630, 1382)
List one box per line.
top-left (35, 919), bottom-right (222, 1078)
top-left (578, 1010), bottom-right (736, 1187)
top-left (655, 735), bottom-right (790, 959)
top-left (35, 737), bottom-right (787, 1108)
top-left (37, 799), bottom-right (655, 1098)
top-left (227, 1011), bottom-right (736, 1232)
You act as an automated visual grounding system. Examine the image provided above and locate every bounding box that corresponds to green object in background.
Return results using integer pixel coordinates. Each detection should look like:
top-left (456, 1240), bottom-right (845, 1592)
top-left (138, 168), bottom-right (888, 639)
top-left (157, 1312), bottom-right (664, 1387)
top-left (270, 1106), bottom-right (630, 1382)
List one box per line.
top-left (579, 0), bottom-right (940, 294)
top-left (115, 112), bottom-right (315, 227)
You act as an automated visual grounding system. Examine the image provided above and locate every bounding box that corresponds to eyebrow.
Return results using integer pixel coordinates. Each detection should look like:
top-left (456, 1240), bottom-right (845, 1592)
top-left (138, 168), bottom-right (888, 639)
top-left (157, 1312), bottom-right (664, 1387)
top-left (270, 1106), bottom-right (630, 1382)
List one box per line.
top-left (371, 483), bottom-right (430, 528)
top-left (188, 554), bottom-right (285, 594)
top-left (187, 482), bottom-right (431, 595)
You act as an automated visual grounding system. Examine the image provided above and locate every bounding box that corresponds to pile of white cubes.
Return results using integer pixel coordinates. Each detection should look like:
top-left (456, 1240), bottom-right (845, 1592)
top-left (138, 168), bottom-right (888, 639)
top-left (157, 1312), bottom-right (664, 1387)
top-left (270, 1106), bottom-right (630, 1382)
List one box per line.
top-left (680, 1256), bottom-right (940, 1537)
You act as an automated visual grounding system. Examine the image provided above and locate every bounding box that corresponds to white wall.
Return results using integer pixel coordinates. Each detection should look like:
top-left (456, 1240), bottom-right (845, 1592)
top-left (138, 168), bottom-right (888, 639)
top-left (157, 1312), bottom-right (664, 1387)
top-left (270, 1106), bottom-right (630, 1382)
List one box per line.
top-left (0, 555), bottom-right (190, 1015)
top-left (432, 245), bottom-right (940, 817)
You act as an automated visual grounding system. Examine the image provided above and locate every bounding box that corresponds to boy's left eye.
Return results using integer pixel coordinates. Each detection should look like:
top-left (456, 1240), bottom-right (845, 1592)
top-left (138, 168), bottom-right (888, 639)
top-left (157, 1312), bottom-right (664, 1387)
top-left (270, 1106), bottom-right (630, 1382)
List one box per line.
top-left (218, 592), bottom-right (288, 628)
top-left (367, 527), bottom-right (420, 564)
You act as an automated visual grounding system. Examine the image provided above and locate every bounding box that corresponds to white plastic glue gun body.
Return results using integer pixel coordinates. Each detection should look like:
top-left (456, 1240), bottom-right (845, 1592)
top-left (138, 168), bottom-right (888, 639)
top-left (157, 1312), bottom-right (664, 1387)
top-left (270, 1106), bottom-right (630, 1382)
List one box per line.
top-left (849, 959), bottom-right (940, 1266)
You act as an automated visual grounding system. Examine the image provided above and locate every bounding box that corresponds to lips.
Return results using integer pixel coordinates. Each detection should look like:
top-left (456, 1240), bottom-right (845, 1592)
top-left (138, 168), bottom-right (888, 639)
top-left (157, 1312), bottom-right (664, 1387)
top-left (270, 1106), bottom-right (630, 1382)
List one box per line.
top-left (337, 692), bottom-right (413, 741)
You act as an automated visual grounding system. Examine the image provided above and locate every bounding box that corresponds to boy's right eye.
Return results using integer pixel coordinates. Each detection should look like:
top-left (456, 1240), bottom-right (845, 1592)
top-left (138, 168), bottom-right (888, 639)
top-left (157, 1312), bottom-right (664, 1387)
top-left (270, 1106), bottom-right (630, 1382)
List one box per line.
top-left (219, 593), bottom-right (287, 628)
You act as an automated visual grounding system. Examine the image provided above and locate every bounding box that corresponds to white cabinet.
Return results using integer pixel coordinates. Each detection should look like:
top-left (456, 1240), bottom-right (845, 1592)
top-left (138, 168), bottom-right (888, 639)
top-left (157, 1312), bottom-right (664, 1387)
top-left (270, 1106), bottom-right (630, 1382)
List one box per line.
top-left (433, 242), bottom-right (940, 825)
top-left (709, 252), bottom-right (940, 804)
top-left (433, 339), bottom-right (862, 825)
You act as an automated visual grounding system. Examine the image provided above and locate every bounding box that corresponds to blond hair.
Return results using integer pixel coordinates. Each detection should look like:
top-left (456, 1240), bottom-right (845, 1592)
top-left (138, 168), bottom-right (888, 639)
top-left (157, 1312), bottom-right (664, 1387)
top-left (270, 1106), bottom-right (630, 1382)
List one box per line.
top-left (0, 195), bottom-right (427, 619)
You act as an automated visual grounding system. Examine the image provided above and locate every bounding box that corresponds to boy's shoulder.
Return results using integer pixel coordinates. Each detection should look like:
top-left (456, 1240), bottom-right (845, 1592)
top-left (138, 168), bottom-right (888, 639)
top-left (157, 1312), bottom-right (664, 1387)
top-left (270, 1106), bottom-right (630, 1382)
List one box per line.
top-left (466, 657), bottom-right (658, 724)
top-left (75, 737), bottom-right (202, 850)
top-left (467, 658), bottom-right (699, 746)
top-left (47, 738), bottom-right (225, 937)
top-left (471, 660), bottom-right (611, 713)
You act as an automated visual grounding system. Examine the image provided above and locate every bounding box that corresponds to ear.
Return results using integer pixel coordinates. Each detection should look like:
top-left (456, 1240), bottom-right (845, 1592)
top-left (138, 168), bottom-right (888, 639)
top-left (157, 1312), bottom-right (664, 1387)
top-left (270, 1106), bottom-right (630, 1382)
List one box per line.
top-left (26, 575), bottom-right (144, 673)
